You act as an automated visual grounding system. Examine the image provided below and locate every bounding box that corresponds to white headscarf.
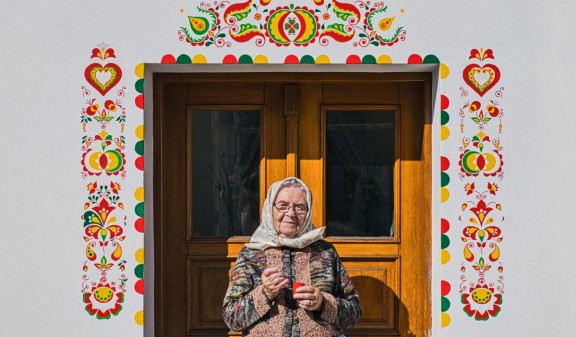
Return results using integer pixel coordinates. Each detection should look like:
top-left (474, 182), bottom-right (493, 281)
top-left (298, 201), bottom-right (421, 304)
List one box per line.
top-left (245, 177), bottom-right (325, 250)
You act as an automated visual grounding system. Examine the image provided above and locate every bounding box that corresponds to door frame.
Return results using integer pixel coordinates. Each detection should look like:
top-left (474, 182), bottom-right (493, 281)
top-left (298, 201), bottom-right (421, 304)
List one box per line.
top-left (143, 64), bottom-right (439, 337)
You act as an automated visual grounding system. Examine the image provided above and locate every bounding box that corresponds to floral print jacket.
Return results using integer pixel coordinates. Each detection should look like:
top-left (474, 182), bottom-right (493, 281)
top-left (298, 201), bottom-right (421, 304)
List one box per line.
top-left (222, 240), bottom-right (361, 337)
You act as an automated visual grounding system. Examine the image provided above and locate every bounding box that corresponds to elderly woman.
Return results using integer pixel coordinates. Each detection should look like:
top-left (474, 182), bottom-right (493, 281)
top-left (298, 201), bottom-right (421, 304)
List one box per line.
top-left (223, 177), bottom-right (361, 336)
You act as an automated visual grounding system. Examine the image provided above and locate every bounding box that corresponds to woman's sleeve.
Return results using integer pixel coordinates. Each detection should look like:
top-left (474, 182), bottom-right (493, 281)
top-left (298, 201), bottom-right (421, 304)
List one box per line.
top-left (222, 249), bottom-right (273, 331)
top-left (318, 250), bottom-right (362, 330)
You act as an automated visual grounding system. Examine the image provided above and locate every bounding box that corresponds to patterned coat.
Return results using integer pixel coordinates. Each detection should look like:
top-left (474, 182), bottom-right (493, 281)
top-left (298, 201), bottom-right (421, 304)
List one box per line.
top-left (223, 240), bottom-right (361, 337)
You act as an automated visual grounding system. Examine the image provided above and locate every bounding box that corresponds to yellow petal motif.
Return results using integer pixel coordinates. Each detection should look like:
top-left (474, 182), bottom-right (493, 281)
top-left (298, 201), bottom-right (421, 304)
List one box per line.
top-left (378, 16), bottom-right (395, 31)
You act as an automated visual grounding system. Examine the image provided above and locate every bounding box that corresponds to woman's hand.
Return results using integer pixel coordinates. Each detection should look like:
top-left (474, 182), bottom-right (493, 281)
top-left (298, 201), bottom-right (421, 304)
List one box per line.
top-left (294, 285), bottom-right (324, 311)
top-left (261, 267), bottom-right (289, 300)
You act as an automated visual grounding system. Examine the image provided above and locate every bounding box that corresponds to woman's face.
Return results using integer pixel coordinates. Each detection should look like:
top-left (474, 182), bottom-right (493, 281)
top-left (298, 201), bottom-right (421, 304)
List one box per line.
top-left (272, 186), bottom-right (308, 238)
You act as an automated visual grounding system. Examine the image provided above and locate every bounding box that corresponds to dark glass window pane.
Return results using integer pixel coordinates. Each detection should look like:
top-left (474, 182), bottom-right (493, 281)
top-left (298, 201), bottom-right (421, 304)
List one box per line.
top-left (191, 109), bottom-right (260, 237)
top-left (326, 110), bottom-right (395, 237)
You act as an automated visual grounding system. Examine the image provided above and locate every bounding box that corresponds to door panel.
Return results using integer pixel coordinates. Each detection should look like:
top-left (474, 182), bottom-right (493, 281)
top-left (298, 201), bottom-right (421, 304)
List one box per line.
top-left (187, 258), bottom-right (232, 330)
top-left (154, 72), bottom-right (431, 337)
top-left (346, 259), bottom-right (399, 330)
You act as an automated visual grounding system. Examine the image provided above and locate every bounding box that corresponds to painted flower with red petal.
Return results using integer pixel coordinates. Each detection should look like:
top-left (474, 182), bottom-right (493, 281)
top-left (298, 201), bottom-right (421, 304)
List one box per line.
top-left (486, 104), bottom-right (500, 117)
top-left (461, 283), bottom-right (502, 321)
top-left (110, 182), bottom-right (121, 194)
top-left (104, 100), bottom-right (117, 112)
top-left (464, 182), bottom-right (475, 195)
top-left (86, 103), bottom-right (99, 116)
top-left (469, 199), bottom-right (493, 226)
top-left (83, 199), bottom-right (124, 241)
top-left (87, 182), bottom-right (98, 194)
top-left (468, 101), bottom-right (481, 113)
top-left (487, 182), bottom-right (499, 195)
top-left (83, 282), bottom-right (124, 319)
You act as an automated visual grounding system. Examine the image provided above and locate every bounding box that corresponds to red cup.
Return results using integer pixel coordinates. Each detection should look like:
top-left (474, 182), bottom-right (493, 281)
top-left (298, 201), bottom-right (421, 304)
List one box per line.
top-left (292, 282), bottom-right (304, 295)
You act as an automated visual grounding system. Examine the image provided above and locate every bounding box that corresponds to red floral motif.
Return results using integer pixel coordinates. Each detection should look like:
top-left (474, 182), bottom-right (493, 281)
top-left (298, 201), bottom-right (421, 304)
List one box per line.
top-left (464, 182), bottom-right (475, 195)
top-left (81, 98), bottom-right (126, 131)
top-left (110, 182), bottom-right (121, 194)
top-left (91, 47), bottom-right (116, 60)
top-left (487, 182), bottom-right (499, 195)
top-left (469, 199), bottom-right (492, 226)
top-left (84, 199), bottom-right (125, 242)
top-left (87, 182), bottom-right (98, 194)
top-left (83, 282), bottom-right (124, 319)
top-left (463, 225), bottom-right (502, 242)
top-left (469, 48), bottom-right (495, 61)
top-left (461, 283), bottom-right (502, 321)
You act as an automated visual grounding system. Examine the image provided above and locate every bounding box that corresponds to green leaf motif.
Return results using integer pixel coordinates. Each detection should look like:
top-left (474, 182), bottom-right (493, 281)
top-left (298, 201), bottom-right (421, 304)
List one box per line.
top-left (238, 23), bottom-right (259, 34)
top-left (367, 6), bottom-right (388, 31)
top-left (378, 26), bottom-right (404, 43)
top-left (232, 8), bottom-right (250, 20)
top-left (83, 210), bottom-right (102, 227)
top-left (326, 23), bottom-right (346, 33)
top-left (335, 10), bottom-right (352, 21)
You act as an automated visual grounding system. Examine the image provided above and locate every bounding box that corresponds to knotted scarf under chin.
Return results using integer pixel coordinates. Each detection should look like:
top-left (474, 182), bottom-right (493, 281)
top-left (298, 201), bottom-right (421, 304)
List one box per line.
top-left (245, 177), bottom-right (325, 250)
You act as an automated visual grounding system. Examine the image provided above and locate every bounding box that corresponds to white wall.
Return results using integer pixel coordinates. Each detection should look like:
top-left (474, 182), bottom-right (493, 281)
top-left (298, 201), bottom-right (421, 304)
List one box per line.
top-left (1, 1), bottom-right (575, 336)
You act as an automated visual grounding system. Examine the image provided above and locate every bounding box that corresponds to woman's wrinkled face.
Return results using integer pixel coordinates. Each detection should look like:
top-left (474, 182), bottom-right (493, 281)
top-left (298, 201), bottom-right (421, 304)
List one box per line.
top-left (272, 186), bottom-right (308, 238)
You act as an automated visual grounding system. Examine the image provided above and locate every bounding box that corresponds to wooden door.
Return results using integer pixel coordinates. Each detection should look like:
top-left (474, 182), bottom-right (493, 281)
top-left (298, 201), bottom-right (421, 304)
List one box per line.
top-left (153, 72), bottom-right (431, 337)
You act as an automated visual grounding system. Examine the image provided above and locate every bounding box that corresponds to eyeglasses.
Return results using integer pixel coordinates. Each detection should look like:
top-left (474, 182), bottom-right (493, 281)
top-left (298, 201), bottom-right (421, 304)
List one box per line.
top-left (273, 203), bottom-right (308, 215)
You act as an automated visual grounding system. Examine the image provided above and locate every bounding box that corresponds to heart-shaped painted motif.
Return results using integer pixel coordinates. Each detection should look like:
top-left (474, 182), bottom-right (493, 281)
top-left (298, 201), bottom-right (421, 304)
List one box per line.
top-left (84, 63), bottom-right (123, 96)
top-left (463, 63), bottom-right (500, 97)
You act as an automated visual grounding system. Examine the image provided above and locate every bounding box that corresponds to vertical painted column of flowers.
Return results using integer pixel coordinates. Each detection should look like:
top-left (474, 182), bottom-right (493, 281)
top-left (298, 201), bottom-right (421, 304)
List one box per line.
top-left (81, 44), bottom-right (128, 319)
top-left (132, 63), bottom-right (146, 327)
top-left (458, 48), bottom-right (504, 320)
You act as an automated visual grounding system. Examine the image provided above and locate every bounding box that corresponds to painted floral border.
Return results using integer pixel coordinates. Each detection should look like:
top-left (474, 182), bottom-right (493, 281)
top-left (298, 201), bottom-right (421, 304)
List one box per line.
top-left (178, 0), bottom-right (406, 48)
